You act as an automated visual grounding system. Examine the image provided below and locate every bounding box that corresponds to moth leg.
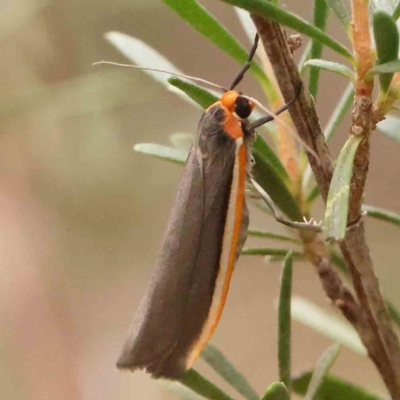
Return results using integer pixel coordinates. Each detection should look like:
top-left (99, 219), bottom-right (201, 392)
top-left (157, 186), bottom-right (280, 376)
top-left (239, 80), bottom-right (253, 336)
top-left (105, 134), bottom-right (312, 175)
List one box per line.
top-left (250, 177), bottom-right (322, 232)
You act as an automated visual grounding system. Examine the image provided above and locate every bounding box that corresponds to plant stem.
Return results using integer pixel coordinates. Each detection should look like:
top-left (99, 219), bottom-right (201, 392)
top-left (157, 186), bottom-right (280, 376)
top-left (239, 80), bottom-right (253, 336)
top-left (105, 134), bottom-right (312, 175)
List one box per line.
top-left (250, 13), bottom-right (400, 399)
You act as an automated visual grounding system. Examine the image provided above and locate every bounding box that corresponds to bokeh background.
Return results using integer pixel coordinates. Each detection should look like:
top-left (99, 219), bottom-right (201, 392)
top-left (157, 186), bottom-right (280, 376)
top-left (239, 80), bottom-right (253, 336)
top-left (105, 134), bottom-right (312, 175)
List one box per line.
top-left (1, 1), bottom-right (399, 399)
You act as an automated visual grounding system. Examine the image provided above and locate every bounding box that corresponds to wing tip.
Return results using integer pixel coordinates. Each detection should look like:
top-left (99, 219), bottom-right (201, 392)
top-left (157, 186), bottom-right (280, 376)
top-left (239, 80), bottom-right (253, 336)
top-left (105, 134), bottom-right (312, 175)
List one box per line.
top-left (116, 353), bottom-right (188, 381)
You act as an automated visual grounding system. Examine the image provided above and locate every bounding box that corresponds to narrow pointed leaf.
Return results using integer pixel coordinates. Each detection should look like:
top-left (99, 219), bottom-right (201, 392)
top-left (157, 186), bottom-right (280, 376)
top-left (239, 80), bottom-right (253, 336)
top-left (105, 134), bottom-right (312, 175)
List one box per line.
top-left (252, 149), bottom-right (303, 221)
top-left (253, 136), bottom-right (289, 182)
top-left (134, 143), bottom-right (187, 164)
top-left (201, 344), bottom-right (259, 400)
top-left (105, 32), bottom-right (196, 105)
top-left (394, 2), bottom-right (400, 20)
top-left (369, 59), bottom-right (400, 74)
top-left (309, 0), bottom-right (329, 98)
top-left (373, 11), bottom-right (399, 92)
top-left (307, 184), bottom-right (320, 204)
top-left (298, 40), bottom-right (313, 75)
top-left (324, 83), bottom-right (354, 142)
top-left (159, 380), bottom-right (207, 400)
top-left (248, 229), bottom-right (300, 244)
top-left (326, 0), bottom-right (351, 32)
top-left (168, 77), bottom-right (218, 108)
top-left (304, 344), bottom-right (341, 400)
top-left (263, 253), bottom-right (305, 263)
top-left (363, 204), bottom-right (400, 226)
top-left (219, 0), bottom-right (354, 61)
top-left (377, 114), bottom-right (400, 144)
top-left (261, 382), bottom-right (290, 400)
top-left (278, 252), bottom-right (293, 391)
top-left (162, 0), bottom-right (271, 89)
top-left (181, 370), bottom-right (234, 400)
top-left (291, 297), bottom-right (367, 355)
top-left (323, 134), bottom-right (363, 241)
top-left (292, 371), bottom-right (382, 400)
top-left (304, 59), bottom-right (355, 82)
top-left (241, 247), bottom-right (300, 257)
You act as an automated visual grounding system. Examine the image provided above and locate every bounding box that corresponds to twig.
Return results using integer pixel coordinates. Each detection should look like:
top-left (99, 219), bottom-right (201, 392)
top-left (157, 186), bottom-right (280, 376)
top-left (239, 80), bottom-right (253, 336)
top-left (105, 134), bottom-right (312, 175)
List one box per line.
top-left (340, 224), bottom-right (400, 397)
top-left (251, 14), bottom-right (400, 399)
top-left (250, 15), bottom-right (334, 200)
top-left (302, 232), bottom-right (370, 337)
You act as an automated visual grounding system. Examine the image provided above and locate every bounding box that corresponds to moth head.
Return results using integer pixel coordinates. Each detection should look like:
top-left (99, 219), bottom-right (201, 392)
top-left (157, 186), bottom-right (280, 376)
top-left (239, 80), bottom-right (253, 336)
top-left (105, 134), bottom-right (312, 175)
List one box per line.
top-left (220, 91), bottom-right (255, 120)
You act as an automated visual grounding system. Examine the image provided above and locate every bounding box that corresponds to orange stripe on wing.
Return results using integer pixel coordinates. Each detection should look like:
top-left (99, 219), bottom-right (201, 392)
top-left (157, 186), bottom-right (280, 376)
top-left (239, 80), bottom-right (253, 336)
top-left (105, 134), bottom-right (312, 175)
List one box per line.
top-left (207, 142), bottom-right (247, 330)
top-left (186, 139), bottom-right (247, 368)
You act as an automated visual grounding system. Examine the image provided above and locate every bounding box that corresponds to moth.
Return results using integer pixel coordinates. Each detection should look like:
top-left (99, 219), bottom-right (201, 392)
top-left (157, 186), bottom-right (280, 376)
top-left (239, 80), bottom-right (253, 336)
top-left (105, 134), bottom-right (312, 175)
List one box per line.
top-left (116, 34), bottom-right (300, 379)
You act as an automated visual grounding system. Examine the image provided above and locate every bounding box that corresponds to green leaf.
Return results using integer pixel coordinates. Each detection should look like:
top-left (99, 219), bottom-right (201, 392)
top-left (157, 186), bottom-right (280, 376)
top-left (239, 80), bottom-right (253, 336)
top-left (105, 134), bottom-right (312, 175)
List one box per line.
top-left (241, 247), bottom-right (301, 258)
top-left (298, 40), bottom-right (313, 75)
top-left (324, 83), bottom-right (354, 143)
top-left (219, 0), bottom-right (354, 61)
top-left (291, 296), bottom-right (367, 356)
top-left (304, 344), bottom-right (341, 400)
top-left (168, 77), bottom-right (218, 108)
top-left (252, 149), bottom-right (303, 221)
top-left (309, 0), bottom-right (330, 98)
top-left (373, 11), bottom-right (400, 92)
top-left (181, 369), bottom-right (234, 400)
top-left (248, 229), bottom-right (300, 244)
top-left (306, 184), bottom-right (320, 204)
top-left (253, 136), bottom-right (289, 182)
top-left (261, 382), bottom-right (290, 400)
top-left (394, 1), bottom-right (400, 20)
top-left (162, 0), bottom-right (273, 94)
top-left (292, 371), bottom-right (382, 400)
top-left (363, 204), bottom-right (400, 227)
top-left (323, 134), bottom-right (363, 241)
top-left (201, 344), bottom-right (259, 400)
top-left (326, 0), bottom-right (351, 33)
top-left (134, 143), bottom-right (187, 164)
top-left (304, 59), bottom-right (355, 82)
top-left (105, 32), bottom-right (197, 106)
top-left (159, 380), bottom-right (207, 400)
top-left (369, 58), bottom-right (400, 74)
top-left (278, 252), bottom-right (293, 391)
top-left (377, 114), bottom-right (400, 144)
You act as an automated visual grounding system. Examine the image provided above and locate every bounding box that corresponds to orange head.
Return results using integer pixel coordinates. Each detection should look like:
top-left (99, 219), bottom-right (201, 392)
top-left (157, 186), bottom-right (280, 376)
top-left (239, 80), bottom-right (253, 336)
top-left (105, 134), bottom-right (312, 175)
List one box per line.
top-left (220, 91), bottom-right (255, 120)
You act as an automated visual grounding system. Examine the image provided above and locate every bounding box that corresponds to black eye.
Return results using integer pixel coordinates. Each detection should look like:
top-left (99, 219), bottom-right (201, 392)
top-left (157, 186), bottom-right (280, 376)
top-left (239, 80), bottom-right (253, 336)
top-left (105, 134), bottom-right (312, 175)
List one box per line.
top-left (234, 96), bottom-right (252, 119)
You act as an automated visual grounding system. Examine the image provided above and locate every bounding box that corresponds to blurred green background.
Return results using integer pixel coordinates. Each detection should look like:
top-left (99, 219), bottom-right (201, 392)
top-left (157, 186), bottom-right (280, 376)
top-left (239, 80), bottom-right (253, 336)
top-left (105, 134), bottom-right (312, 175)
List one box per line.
top-left (1, 1), bottom-right (399, 399)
